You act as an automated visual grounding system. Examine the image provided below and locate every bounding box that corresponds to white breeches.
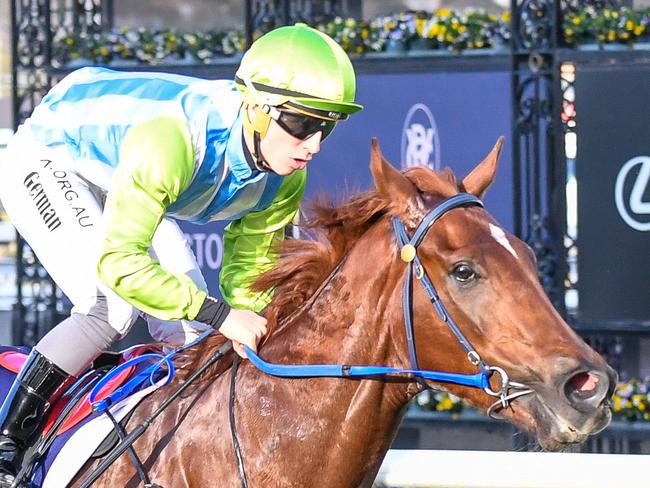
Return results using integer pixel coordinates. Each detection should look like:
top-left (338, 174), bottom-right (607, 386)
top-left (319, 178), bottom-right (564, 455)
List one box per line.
top-left (0, 126), bottom-right (209, 347)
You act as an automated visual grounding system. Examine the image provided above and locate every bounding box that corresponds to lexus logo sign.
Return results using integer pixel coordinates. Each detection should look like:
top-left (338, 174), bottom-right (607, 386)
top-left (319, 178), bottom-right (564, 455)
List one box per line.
top-left (400, 103), bottom-right (440, 170)
top-left (614, 155), bottom-right (650, 231)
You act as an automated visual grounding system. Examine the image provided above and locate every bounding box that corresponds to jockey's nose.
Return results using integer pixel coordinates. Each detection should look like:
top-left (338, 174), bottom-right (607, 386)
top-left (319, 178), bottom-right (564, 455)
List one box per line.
top-left (303, 131), bottom-right (322, 155)
top-left (562, 365), bottom-right (617, 412)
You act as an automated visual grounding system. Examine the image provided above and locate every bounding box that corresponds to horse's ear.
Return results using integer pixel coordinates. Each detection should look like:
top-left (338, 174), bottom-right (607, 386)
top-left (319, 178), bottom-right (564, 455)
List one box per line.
top-left (462, 136), bottom-right (504, 198)
top-left (370, 138), bottom-right (416, 208)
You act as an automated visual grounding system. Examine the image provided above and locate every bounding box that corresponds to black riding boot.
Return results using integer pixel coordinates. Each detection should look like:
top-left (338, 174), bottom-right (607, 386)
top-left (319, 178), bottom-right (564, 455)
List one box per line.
top-left (0, 351), bottom-right (72, 486)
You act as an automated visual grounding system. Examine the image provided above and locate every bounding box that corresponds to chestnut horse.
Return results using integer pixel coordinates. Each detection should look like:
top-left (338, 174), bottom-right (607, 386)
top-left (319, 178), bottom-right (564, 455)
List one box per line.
top-left (76, 137), bottom-right (615, 487)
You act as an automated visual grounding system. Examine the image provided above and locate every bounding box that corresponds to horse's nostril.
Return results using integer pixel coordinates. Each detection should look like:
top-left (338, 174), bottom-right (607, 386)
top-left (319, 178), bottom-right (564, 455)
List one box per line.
top-left (570, 372), bottom-right (599, 395)
top-left (564, 370), bottom-right (609, 408)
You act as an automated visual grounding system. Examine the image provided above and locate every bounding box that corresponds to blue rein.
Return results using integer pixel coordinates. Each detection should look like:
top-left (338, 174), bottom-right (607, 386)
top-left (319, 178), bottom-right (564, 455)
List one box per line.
top-left (244, 193), bottom-right (497, 392)
top-left (244, 347), bottom-right (490, 389)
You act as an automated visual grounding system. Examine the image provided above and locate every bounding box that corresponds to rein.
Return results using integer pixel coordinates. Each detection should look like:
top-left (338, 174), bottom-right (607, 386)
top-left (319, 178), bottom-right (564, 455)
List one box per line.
top-left (244, 193), bottom-right (533, 415)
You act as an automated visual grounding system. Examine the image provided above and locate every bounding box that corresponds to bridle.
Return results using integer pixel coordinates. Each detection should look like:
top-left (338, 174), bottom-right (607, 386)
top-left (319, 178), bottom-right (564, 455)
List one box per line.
top-left (390, 192), bottom-right (533, 417)
top-left (245, 192), bottom-right (534, 416)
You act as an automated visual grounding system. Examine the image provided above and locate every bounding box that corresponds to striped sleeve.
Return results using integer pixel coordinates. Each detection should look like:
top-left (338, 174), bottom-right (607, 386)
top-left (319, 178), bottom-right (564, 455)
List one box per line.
top-left (97, 115), bottom-right (208, 321)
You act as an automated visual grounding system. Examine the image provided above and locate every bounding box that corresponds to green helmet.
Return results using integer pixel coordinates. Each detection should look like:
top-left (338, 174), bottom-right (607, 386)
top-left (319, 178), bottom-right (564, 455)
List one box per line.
top-left (235, 23), bottom-right (363, 117)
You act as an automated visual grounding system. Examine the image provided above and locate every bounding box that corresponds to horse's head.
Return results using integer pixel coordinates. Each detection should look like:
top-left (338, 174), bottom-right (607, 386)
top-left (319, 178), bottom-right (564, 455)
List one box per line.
top-left (369, 137), bottom-right (615, 451)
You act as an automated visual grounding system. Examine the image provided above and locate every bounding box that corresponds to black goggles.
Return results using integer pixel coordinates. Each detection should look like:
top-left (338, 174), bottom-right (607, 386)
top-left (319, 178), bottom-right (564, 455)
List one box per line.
top-left (269, 107), bottom-right (338, 141)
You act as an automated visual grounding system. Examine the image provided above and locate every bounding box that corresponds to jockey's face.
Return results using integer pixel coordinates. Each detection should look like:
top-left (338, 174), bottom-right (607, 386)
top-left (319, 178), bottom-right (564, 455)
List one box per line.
top-left (244, 104), bottom-right (323, 176)
top-left (262, 116), bottom-right (322, 175)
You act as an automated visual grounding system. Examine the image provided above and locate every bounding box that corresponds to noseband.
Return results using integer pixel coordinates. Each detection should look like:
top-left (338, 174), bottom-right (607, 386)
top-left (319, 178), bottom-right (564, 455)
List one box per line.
top-left (245, 193), bottom-right (533, 417)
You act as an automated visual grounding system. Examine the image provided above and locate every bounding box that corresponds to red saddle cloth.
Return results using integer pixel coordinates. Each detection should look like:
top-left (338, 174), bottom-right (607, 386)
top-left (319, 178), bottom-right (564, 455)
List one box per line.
top-left (0, 345), bottom-right (157, 436)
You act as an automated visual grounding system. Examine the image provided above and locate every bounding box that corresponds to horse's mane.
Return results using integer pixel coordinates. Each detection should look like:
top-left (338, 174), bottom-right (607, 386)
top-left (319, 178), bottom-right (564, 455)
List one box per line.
top-left (177, 166), bottom-right (459, 379)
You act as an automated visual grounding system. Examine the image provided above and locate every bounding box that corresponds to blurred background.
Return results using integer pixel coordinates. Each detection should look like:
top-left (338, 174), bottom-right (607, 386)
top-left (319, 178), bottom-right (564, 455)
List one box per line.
top-left (0, 0), bottom-right (649, 456)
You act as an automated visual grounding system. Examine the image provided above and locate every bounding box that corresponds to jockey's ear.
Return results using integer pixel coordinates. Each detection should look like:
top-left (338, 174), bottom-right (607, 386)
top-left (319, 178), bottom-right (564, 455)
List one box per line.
top-left (461, 136), bottom-right (504, 199)
top-left (370, 138), bottom-right (417, 214)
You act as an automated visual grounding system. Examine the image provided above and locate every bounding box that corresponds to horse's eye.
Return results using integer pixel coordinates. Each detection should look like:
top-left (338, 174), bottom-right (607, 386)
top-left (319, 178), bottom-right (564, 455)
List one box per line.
top-left (452, 263), bottom-right (476, 283)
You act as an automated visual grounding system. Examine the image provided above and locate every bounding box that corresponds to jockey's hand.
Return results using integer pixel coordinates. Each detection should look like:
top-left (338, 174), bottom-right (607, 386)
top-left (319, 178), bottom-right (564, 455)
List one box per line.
top-left (218, 308), bottom-right (268, 359)
top-left (194, 296), bottom-right (267, 359)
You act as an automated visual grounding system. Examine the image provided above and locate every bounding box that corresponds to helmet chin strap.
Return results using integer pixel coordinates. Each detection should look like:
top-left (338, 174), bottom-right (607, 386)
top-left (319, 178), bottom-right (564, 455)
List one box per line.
top-left (252, 130), bottom-right (273, 173)
top-left (240, 79), bottom-right (277, 174)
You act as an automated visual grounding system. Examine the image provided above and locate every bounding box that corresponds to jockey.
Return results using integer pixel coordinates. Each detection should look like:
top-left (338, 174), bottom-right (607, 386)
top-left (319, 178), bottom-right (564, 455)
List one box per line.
top-left (0, 23), bottom-right (362, 484)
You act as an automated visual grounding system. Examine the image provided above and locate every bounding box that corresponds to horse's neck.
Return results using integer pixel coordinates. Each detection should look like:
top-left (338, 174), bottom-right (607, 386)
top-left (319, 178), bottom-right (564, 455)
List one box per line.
top-left (256, 232), bottom-right (412, 484)
top-left (266, 224), bottom-right (407, 371)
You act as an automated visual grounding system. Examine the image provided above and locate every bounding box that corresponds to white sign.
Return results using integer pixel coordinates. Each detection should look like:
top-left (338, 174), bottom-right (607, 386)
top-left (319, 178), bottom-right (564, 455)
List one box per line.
top-left (614, 155), bottom-right (650, 231)
top-left (400, 103), bottom-right (440, 170)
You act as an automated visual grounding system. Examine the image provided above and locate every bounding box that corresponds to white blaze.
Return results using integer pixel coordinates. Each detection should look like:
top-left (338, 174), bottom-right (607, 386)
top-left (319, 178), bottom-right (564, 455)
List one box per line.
top-left (489, 224), bottom-right (518, 258)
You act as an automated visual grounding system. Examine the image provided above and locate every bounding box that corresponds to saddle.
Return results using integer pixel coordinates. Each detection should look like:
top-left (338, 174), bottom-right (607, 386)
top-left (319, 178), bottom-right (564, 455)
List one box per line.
top-left (0, 344), bottom-right (169, 487)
